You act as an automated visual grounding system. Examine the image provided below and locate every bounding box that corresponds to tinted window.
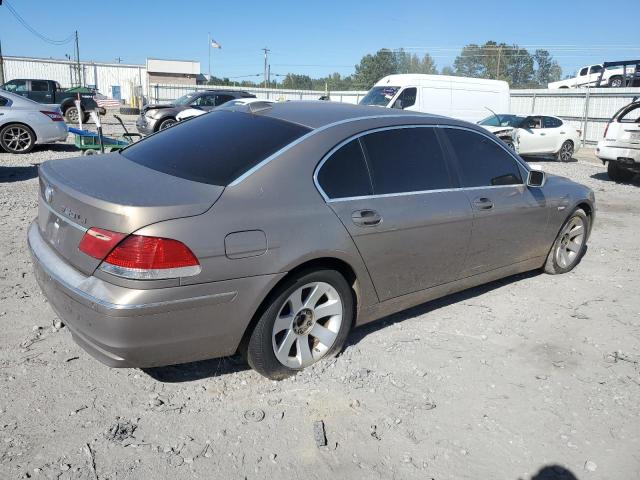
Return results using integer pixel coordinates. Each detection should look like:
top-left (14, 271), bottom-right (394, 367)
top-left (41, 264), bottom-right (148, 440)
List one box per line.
top-left (0, 96), bottom-right (8, 107)
top-left (31, 81), bottom-right (49, 92)
top-left (215, 94), bottom-right (235, 106)
top-left (579, 68), bottom-right (588, 76)
top-left (444, 128), bottom-right (523, 187)
top-left (317, 140), bottom-right (372, 199)
top-left (361, 127), bottom-right (451, 194)
top-left (121, 110), bottom-right (310, 186)
top-left (543, 117), bottom-right (563, 128)
top-left (192, 94), bottom-right (215, 107)
top-left (397, 87), bottom-right (416, 109)
top-left (3, 80), bottom-right (27, 92)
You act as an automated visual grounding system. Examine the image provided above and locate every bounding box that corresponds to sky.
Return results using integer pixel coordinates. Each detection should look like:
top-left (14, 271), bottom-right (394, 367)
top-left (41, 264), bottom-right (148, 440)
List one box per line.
top-left (1, 0), bottom-right (639, 81)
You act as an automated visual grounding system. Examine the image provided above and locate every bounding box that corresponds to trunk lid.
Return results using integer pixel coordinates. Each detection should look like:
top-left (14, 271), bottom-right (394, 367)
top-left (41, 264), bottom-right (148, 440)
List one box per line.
top-left (37, 153), bottom-right (223, 275)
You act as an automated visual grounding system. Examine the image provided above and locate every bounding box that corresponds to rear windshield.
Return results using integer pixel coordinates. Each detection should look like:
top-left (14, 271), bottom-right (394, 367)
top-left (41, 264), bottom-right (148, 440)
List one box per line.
top-left (121, 110), bottom-right (311, 185)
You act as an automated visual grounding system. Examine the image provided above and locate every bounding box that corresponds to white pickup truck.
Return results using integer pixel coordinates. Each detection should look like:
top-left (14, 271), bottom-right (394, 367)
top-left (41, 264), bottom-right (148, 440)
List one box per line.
top-left (548, 64), bottom-right (636, 89)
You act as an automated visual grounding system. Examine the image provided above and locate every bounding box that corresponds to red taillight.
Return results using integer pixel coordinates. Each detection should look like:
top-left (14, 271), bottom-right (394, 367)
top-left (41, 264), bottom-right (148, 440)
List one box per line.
top-left (40, 110), bottom-right (64, 122)
top-left (100, 235), bottom-right (201, 280)
top-left (79, 227), bottom-right (126, 260)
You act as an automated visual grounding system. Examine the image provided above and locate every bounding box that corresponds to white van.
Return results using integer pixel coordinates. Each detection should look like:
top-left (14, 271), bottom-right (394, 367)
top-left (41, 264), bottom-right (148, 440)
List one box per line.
top-left (359, 74), bottom-right (510, 123)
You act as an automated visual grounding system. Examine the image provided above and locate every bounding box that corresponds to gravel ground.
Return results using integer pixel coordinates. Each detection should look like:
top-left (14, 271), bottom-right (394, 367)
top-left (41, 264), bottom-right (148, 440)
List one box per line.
top-left (1, 119), bottom-right (639, 480)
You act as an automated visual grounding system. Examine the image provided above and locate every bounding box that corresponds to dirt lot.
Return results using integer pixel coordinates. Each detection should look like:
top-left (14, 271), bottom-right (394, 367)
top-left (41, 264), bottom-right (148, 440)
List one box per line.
top-left (1, 119), bottom-right (639, 480)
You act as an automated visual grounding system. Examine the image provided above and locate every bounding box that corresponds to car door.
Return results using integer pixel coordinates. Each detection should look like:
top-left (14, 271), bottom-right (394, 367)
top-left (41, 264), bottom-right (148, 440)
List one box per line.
top-left (542, 116), bottom-right (566, 153)
top-left (30, 80), bottom-right (53, 104)
top-left (440, 127), bottom-right (549, 277)
top-left (576, 67), bottom-right (589, 87)
top-left (517, 116), bottom-right (549, 155)
top-left (588, 65), bottom-right (604, 86)
top-left (317, 126), bottom-right (473, 301)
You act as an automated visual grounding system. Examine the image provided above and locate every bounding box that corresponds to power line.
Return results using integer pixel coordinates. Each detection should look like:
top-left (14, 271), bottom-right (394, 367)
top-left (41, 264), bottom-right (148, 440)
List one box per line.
top-left (4, 0), bottom-right (74, 45)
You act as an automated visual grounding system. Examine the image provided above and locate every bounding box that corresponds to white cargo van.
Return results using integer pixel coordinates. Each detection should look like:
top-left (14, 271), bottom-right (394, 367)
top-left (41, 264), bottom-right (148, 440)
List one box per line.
top-left (359, 74), bottom-right (510, 123)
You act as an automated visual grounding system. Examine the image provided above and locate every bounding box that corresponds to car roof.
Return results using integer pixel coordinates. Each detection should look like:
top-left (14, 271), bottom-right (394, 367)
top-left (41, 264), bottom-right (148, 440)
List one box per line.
top-left (256, 100), bottom-right (437, 129)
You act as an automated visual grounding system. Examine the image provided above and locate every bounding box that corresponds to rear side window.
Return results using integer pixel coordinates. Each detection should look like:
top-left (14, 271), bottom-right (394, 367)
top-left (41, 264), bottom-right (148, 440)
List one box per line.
top-left (121, 111), bottom-right (310, 186)
top-left (31, 81), bottom-right (50, 92)
top-left (360, 127), bottom-right (451, 195)
top-left (619, 104), bottom-right (640, 123)
top-left (317, 140), bottom-right (372, 199)
top-left (0, 96), bottom-right (8, 107)
top-left (216, 94), bottom-right (235, 105)
top-left (444, 128), bottom-right (523, 187)
top-left (543, 117), bottom-right (563, 128)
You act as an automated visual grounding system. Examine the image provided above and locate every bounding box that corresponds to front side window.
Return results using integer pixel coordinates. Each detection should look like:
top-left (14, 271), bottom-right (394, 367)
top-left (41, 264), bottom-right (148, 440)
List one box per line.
top-left (478, 114), bottom-right (526, 127)
top-left (444, 128), bottom-right (523, 188)
top-left (215, 94), bottom-right (235, 106)
top-left (121, 110), bottom-right (311, 186)
top-left (522, 116), bottom-right (543, 129)
top-left (579, 67), bottom-right (588, 76)
top-left (394, 87), bottom-right (416, 109)
top-left (360, 127), bottom-right (452, 195)
top-left (589, 65), bottom-right (603, 74)
top-left (192, 94), bottom-right (216, 107)
top-left (317, 140), bottom-right (372, 199)
top-left (174, 93), bottom-right (197, 105)
top-left (31, 81), bottom-right (49, 92)
top-left (359, 86), bottom-right (400, 107)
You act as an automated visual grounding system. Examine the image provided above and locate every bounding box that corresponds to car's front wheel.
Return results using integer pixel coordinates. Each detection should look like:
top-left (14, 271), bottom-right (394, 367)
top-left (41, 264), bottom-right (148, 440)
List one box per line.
top-left (0, 123), bottom-right (36, 154)
top-left (157, 118), bottom-right (177, 131)
top-left (544, 208), bottom-right (589, 274)
top-left (245, 269), bottom-right (353, 380)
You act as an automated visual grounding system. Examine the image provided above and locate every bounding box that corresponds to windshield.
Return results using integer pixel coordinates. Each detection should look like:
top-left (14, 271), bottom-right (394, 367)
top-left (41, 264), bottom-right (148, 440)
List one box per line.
top-left (478, 114), bottom-right (525, 127)
top-left (359, 86), bottom-right (400, 107)
top-left (174, 93), bottom-right (197, 105)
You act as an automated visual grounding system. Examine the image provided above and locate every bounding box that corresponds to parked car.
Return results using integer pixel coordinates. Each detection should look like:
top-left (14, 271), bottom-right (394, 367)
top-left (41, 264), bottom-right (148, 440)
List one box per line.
top-left (478, 114), bottom-right (581, 161)
top-left (0, 79), bottom-right (98, 123)
top-left (359, 74), bottom-right (510, 122)
top-left (0, 90), bottom-right (68, 154)
top-left (176, 98), bottom-right (274, 122)
top-left (548, 63), bottom-right (638, 89)
top-left (28, 101), bottom-right (595, 379)
top-left (136, 90), bottom-right (255, 134)
top-left (597, 100), bottom-right (640, 182)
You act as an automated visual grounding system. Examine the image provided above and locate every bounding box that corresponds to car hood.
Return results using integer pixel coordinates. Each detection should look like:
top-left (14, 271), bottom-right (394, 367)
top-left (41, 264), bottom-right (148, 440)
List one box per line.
top-left (481, 125), bottom-right (516, 135)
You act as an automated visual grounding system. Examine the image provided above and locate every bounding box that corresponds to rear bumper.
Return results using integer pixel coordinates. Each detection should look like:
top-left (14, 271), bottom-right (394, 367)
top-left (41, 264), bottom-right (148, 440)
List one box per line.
top-left (596, 141), bottom-right (640, 163)
top-left (28, 222), bottom-right (283, 368)
top-left (36, 121), bottom-right (68, 144)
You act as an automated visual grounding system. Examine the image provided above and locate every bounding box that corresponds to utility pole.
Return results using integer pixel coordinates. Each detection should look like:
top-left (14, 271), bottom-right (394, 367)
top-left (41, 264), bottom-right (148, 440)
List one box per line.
top-left (496, 45), bottom-right (502, 80)
top-left (73, 30), bottom-right (82, 86)
top-left (261, 47), bottom-right (270, 88)
top-left (0, 38), bottom-right (5, 85)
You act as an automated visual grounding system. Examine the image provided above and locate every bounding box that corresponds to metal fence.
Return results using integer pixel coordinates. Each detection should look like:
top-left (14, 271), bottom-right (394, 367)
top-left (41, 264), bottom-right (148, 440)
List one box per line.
top-left (510, 87), bottom-right (640, 145)
top-left (150, 83), bottom-right (640, 146)
top-left (149, 83), bottom-right (366, 105)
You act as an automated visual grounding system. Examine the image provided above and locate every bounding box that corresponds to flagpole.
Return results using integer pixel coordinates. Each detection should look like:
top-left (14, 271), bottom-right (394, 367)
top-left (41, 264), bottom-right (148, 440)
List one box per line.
top-left (208, 32), bottom-right (211, 80)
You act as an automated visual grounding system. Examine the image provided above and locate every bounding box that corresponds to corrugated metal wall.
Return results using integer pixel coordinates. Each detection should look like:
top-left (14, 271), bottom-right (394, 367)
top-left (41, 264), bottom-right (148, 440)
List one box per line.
top-left (3, 56), bottom-right (147, 103)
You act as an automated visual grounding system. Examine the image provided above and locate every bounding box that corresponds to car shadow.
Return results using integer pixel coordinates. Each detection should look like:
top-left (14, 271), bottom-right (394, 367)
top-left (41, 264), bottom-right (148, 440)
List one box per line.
top-left (0, 164), bottom-right (38, 183)
top-left (524, 464), bottom-right (580, 480)
top-left (343, 269), bottom-right (540, 349)
top-left (591, 171), bottom-right (640, 186)
top-left (41, 143), bottom-right (79, 153)
top-left (144, 270), bottom-right (541, 383)
top-left (520, 155), bottom-right (578, 164)
top-left (143, 354), bottom-right (249, 383)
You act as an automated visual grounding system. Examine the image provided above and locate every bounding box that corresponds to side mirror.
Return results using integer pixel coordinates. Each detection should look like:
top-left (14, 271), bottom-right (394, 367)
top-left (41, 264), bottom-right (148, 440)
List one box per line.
top-left (527, 169), bottom-right (546, 187)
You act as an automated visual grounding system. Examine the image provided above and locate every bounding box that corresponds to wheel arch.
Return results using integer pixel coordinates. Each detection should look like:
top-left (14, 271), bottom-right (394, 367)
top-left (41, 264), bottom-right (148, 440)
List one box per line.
top-left (236, 256), bottom-right (361, 355)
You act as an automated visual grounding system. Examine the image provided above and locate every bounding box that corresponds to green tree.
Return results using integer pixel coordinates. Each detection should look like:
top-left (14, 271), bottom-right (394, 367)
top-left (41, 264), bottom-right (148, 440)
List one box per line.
top-left (282, 74), bottom-right (314, 90)
top-left (352, 49), bottom-right (398, 89)
top-left (395, 50), bottom-right (437, 74)
top-left (533, 49), bottom-right (562, 87)
top-left (441, 66), bottom-right (455, 76)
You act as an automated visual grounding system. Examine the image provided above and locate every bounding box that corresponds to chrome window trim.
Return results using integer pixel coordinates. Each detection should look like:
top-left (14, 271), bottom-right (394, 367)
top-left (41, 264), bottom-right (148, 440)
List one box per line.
top-left (228, 114), bottom-right (432, 187)
top-left (313, 123), bottom-right (530, 203)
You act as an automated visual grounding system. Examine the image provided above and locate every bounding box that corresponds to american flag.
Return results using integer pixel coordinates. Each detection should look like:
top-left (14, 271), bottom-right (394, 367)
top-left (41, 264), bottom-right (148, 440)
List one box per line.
top-left (93, 94), bottom-right (121, 109)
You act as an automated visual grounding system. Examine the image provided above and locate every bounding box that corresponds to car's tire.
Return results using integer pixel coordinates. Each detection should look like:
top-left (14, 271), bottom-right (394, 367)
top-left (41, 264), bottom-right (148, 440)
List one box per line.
top-left (607, 161), bottom-right (635, 183)
top-left (555, 140), bottom-right (574, 162)
top-left (63, 106), bottom-right (81, 124)
top-left (245, 269), bottom-right (354, 380)
top-left (543, 208), bottom-right (589, 275)
top-left (82, 149), bottom-right (98, 156)
top-left (608, 76), bottom-right (623, 88)
top-left (0, 123), bottom-right (36, 154)
top-left (157, 118), bottom-right (177, 131)
top-left (119, 107), bottom-right (140, 115)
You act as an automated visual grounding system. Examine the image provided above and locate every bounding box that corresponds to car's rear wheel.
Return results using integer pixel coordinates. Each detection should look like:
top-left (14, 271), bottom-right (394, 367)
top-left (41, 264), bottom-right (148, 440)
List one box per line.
top-left (544, 209), bottom-right (589, 274)
top-left (607, 161), bottom-right (635, 183)
top-left (556, 140), bottom-right (574, 162)
top-left (0, 123), bottom-right (36, 154)
top-left (608, 76), bottom-right (623, 88)
top-left (157, 118), bottom-right (177, 131)
top-left (245, 269), bottom-right (353, 380)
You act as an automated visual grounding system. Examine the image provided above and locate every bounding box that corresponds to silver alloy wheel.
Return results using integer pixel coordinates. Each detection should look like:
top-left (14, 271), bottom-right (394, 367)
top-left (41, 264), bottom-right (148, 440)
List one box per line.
top-left (554, 216), bottom-right (585, 269)
top-left (66, 107), bottom-right (79, 123)
top-left (610, 77), bottom-right (623, 87)
top-left (2, 126), bottom-right (33, 153)
top-left (272, 281), bottom-right (343, 369)
top-left (559, 142), bottom-right (573, 162)
top-left (159, 119), bottom-right (176, 130)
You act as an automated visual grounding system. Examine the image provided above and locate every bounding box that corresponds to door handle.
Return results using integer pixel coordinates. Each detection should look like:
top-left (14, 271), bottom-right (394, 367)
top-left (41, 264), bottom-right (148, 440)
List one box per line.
top-left (560, 131), bottom-right (566, 134)
top-left (473, 197), bottom-right (494, 210)
top-left (540, 132), bottom-right (546, 136)
top-left (351, 209), bottom-right (382, 226)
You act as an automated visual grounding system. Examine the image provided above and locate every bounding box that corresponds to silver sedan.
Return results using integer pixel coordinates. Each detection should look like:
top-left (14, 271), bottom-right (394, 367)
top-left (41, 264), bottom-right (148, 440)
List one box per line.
top-left (0, 89), bottom-right (68, 154)
top-left (28, 101), bottom-right (595, 380)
